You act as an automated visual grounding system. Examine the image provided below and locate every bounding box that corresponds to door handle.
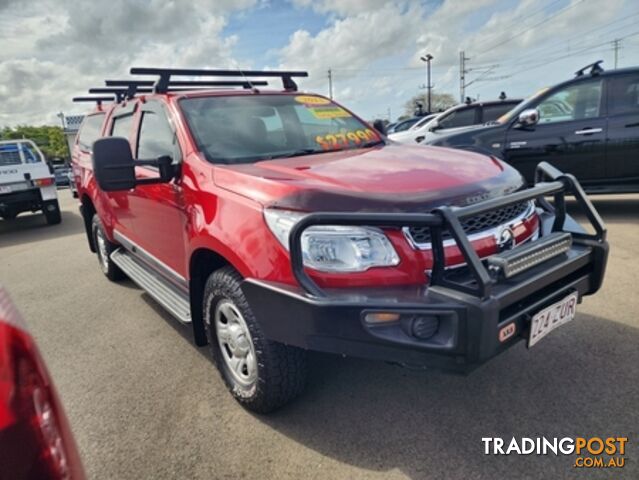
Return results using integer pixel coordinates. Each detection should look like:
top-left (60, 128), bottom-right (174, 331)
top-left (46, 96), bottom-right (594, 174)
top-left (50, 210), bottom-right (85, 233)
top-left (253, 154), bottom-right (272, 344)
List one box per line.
top-left (574, 128), bottom-right (602, 135)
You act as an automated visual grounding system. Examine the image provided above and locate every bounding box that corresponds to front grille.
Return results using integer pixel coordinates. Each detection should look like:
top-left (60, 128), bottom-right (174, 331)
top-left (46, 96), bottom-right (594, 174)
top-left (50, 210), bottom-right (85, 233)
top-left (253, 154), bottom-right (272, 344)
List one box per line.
top-left (406, 201), bottom-right (531, 247)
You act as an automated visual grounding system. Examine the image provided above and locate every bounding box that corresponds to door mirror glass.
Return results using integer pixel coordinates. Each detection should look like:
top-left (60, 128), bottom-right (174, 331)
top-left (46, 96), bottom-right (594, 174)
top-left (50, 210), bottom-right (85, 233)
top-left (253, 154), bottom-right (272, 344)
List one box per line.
top-left (92, 137), bottom-right (136, 191)
top-left (517, 108), bottom-right (540, 127)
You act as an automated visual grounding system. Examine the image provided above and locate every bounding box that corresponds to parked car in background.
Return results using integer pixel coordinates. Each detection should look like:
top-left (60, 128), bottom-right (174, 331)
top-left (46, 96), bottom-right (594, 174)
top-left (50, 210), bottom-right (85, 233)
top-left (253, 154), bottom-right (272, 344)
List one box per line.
top-left (68, 169), bottom-right (78, 198)
top-left (53, 165), bottom-right (71, 188)
top-left (391, 99), bottom-right (522, 144)
top-left (0, 140), bottom-right (61, 224)
top-left (426, 62), bottom-right (639, 193)
top-left (0, 286), bottom-right (85, 479)
top-left (386, 116), bottom-right (421, 134)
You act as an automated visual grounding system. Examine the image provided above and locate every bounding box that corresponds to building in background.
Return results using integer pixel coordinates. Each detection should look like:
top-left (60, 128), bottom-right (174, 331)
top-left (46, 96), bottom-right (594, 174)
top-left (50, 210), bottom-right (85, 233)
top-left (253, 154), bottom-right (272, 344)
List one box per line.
top-left (62, 114), bottom-right (84, 155)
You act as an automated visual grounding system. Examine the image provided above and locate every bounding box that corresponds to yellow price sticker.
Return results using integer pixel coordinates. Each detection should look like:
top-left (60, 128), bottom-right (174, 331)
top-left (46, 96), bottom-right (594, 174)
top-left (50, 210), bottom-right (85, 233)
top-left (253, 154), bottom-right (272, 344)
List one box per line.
top-left (309, 106), bottom-right (351, 119)
top-left (294, 95), bottom-right (332, 105)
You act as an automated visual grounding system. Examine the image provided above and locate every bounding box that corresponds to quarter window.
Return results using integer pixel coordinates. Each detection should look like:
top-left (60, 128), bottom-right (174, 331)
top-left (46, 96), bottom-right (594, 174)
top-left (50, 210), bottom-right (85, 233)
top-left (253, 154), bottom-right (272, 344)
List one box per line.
top-left (137, 110), bottom-right (178, 160)
top-left (78, 113), bottom-right (105, 151)
top-left (536, 80), bottom-right (602, 124)
top-left (111, 114), bottom-right (135, 139)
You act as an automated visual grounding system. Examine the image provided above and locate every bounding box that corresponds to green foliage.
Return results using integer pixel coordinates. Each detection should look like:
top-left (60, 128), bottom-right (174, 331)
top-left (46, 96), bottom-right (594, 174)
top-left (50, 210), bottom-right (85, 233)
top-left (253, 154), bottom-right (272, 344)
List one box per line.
top-left (0, 125), bottom-right (69, 162)
top-left (403, 92), bottom-right (457, 117)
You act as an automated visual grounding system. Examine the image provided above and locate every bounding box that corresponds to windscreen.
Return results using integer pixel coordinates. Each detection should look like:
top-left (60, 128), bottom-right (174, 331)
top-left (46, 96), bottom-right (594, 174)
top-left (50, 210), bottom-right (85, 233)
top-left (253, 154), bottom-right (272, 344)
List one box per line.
top-left (180, 94), bottom-right (382, 164)
top-left (0, 142), bottom-right (42, 166)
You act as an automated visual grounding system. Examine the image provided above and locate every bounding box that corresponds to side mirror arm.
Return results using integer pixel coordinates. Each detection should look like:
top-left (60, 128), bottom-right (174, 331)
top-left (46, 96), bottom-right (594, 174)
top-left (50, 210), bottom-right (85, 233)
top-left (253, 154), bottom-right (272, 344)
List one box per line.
top-left (134, 156), bottom-right (176, 186)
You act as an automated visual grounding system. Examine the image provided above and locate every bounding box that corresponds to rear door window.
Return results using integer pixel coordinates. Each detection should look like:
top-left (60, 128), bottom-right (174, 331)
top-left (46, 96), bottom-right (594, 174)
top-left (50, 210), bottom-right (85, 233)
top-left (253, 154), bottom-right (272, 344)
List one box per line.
top-left (607, 74), bottom-right (639, 115)
top-left (77, 113), bottom-right (105, 152)
top-left (0, 142), bottom-right (42, 166)
top-left (0, 143), bottom-right (23, 166)
top-left (482, 104), bottom-right (516, 122)
top-left (438, 107), bottom-right (477, 129)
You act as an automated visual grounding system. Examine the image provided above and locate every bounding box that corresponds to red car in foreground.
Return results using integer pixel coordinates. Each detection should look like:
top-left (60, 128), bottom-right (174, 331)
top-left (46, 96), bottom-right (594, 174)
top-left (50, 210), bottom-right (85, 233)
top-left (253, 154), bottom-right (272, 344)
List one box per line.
top-left (0, 287), bottom-right (85, 479)
top-left (71, 68), bottom-right (608, 412)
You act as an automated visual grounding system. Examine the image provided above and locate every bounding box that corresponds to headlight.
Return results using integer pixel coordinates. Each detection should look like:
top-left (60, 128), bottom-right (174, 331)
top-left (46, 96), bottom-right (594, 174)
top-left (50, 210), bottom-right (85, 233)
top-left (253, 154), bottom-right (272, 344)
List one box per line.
top-left (264, 209), bottom-right (400, 273)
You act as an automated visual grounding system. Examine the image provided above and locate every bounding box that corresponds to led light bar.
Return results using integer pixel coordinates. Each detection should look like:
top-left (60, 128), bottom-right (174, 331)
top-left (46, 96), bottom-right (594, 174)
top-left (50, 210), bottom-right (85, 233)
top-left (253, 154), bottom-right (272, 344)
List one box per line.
top-left (486, 232), bottom-right (573, 279)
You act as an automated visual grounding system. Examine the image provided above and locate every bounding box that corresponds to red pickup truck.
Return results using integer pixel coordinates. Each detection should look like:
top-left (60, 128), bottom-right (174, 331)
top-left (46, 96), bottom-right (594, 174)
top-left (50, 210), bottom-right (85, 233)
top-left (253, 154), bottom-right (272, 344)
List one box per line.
top-left (71, 68), bottom-right (608, 413)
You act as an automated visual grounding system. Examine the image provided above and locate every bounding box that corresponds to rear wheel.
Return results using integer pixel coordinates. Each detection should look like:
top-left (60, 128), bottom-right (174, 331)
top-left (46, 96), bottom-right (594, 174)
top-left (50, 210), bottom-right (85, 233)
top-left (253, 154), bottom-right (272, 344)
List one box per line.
top-left (43, 200), bottom-right (61, 225)
top-left (91, 215), bottom-right (125, 281)
top-left (203, 267), bottom-right (307, 413)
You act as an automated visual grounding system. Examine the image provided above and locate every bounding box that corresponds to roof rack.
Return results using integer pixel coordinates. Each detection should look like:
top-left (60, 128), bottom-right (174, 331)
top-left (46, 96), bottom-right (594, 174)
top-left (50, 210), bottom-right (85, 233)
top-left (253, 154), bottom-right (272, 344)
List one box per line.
top-left (129, 67), bottom-right (308, 93)
top-left (72, 67), bottom-right (309, 104)
top-left (575, 60), bottom-right (604, 77)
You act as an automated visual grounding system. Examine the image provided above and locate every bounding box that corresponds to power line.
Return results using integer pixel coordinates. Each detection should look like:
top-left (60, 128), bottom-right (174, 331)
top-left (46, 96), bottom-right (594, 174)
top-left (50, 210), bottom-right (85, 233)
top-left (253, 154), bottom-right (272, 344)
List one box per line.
top-left (472, 0), bottom-right (587, 61)
top-left (470, 0), bottom-right (564, 51)
top-left (504, 29), bottom-right (639, 78)
top-left (494, 11), bottom-right (639, 69)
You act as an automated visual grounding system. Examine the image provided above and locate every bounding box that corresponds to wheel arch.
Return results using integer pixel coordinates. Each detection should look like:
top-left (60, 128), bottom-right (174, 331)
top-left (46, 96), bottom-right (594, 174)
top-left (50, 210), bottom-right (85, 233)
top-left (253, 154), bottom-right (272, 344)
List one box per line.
top-left (188, 248), bottom-right (237, 346)
top-left (80, 194), bottom-right (97, 252)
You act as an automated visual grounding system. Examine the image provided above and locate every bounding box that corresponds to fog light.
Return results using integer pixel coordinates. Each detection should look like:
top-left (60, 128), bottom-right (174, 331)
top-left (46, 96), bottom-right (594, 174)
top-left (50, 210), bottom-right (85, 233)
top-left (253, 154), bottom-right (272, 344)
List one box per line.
top-left (411, 315), bottom-right (439, 339)
top-left (364, 312), bottom-right (400, 324)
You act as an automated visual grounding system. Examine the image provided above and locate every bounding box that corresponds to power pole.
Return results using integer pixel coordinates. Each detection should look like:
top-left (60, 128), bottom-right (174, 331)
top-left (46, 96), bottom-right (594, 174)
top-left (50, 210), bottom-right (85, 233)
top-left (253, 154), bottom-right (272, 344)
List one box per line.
top-left (328, 68), bottom-right (333, 99)
top-left (612, 39), bottom-right (621, 68)
top-left (420, 53), bottom-right (434, 113)
top-left (459, 51), bottom-right (469, 103)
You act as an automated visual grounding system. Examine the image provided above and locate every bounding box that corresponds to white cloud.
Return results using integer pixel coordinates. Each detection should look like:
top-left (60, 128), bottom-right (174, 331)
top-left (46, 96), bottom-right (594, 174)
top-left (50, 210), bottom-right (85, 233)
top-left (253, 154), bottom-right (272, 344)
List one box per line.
top-left (1, 0), bottom-right (636, 126)
top-left (290, 0), bottom-right (397, 16)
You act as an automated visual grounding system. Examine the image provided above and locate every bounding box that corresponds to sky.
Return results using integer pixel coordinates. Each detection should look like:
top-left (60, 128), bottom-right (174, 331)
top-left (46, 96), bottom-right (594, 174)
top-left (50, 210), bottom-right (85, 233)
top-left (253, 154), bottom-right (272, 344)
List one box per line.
top-left (1, 0), bottom-right (639, 126)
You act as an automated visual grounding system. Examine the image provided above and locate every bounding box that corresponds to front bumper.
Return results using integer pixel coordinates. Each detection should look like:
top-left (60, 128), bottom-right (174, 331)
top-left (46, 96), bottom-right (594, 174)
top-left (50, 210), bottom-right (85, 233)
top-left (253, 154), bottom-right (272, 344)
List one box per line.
top-left (242, 162), bottom-right (609, 372)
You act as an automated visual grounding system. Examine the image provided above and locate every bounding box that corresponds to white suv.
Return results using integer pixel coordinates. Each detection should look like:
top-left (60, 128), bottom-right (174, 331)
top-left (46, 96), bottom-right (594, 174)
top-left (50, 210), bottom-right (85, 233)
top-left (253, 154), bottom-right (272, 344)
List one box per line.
top-left (0, 140), bottom-right (61, 224)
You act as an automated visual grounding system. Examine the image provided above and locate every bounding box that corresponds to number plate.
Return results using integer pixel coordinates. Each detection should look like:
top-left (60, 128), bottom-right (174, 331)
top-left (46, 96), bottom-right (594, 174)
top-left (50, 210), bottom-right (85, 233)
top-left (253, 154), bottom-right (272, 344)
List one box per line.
top-left (528, 292), bottom-right (578, 348)
top-left (0, 185), bottom-right (11, 194)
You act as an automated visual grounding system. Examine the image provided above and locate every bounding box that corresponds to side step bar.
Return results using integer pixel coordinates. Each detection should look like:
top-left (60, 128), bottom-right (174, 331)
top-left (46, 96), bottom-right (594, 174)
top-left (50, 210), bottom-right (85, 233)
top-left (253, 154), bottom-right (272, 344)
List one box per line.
top-left (111, 248), bottom-right (191, 323)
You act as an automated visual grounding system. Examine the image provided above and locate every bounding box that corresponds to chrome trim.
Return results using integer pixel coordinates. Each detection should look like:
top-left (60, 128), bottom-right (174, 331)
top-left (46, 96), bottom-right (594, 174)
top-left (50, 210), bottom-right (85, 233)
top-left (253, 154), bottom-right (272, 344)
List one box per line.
top-left (427, 227), bottom-right (539, 272)
top-left (574, 128), bottom-right (602, 135)
top-left (113, 230), bottom-right (188, 289)
top-left (403, 200), bottom-right (536, 251)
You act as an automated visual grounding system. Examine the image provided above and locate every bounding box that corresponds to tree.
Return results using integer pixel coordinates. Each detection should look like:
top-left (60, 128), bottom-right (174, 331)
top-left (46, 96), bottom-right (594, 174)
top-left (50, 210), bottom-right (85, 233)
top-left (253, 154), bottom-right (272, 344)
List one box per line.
top-left (403, 91), bottom-right (457, 117)
top-left (0, 125), bottom-right (68, 162)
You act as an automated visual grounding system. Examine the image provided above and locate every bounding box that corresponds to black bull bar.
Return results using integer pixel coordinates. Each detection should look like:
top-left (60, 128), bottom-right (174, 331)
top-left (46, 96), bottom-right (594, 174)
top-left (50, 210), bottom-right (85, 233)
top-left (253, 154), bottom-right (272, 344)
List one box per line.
top-left (288, 162), bottom-right (607, 298)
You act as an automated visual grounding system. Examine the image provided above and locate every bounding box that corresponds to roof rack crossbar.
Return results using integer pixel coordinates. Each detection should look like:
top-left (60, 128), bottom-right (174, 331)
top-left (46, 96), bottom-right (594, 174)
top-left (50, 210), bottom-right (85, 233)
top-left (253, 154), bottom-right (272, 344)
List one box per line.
top-left (105, 79), bottom-right (268, 88)
top-left (72, 96), bottom-right (115, 105)
top-left (129, 67), bottom-right (308, 93)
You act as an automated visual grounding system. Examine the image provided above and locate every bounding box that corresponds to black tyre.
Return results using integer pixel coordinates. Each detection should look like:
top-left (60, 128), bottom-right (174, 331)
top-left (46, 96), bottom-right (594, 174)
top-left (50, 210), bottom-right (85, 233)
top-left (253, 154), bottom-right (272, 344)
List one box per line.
top-left (203, 266), bottom-right (307, 413)
top-left (43, 200), bottom-right (61, 225)
top-left (91, 215), bottom-right (125, 281)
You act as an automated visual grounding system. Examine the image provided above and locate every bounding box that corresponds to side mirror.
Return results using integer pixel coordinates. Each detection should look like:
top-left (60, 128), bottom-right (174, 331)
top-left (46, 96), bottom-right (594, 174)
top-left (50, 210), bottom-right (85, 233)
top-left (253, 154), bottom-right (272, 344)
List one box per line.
top-left (372, 119), bottom-right (387, 136)
top-left (429, 120), bottom-right (440, 132)
top-left (517, 108), bottom-right (539, 128)
top-left (92, 137), bottom-right (175, 192)
top-left (92, 137), bottom-right (136, 191)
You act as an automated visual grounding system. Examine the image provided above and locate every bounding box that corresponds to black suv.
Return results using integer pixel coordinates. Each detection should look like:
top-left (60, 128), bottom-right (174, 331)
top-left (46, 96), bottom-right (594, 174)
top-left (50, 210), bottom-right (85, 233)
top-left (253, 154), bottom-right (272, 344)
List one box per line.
top-left (426, 62), bottom-right (639, 193)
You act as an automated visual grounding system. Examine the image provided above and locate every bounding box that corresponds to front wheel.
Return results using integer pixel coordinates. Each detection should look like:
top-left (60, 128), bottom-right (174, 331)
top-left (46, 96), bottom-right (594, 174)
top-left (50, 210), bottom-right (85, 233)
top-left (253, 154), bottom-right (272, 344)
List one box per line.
top-left (203, 267), bottom-right (307, 413)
